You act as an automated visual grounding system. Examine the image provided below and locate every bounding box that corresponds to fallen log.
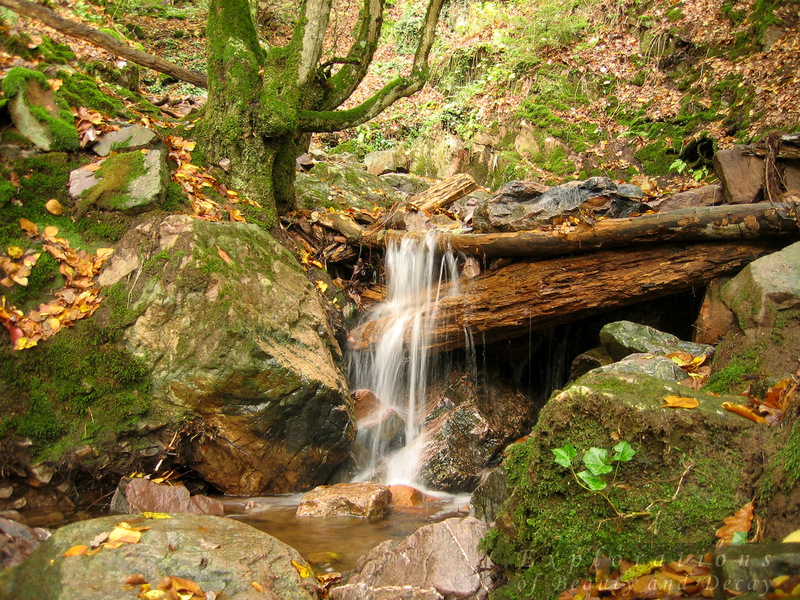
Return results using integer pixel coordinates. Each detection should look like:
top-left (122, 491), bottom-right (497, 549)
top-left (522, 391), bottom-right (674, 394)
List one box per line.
top-left (412, 173), bottom-right (478, 212)
top-left (364, 202), bottom-right (800, 258)
top-left (350, 239), bottom-right (787, 353)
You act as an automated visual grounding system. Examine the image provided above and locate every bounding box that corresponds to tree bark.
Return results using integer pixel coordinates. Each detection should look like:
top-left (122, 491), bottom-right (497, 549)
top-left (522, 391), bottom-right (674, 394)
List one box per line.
top-left (350, 239), bottom-right (786, 353)
top-left (364, 202), bottom-right (800, 258)
top-left (0, 0), bottom-right (208, 88)
top-left (413, 173), bottom-right (478, 212)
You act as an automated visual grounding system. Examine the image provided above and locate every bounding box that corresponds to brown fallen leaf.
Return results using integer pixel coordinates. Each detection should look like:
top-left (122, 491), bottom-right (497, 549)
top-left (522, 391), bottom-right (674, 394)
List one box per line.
top-left (722, 402), bottom-right (767, 424)
top-left (216, 247), bottom-right (231, 264)
top-left (19, 218), bottom-right (38, 237)
top-left (716, 500), bottom-right (754, 547)
top-left (45, 199), bottom-right (64, 215)
top-left (62, 544), bottom-right (89, 557)
top-left (662, 395), bottom-right (700, 409)
top-left (125, 574), bottom-right (148, 586)
top-left (251, 582), bottom-right (263, 593)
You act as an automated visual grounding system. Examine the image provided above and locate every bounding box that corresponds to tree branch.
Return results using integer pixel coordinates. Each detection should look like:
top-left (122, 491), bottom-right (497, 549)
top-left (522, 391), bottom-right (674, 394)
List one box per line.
top-left (0, 0), bottom-right (208, 89)
top-left (295, 0), bottom-right (333, 88)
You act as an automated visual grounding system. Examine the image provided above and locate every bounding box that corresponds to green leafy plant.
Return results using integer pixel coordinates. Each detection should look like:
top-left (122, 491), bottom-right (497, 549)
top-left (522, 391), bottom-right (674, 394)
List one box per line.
top-left (669, 158), bottom-right (711, 181)
top-left (552, 441), bottom-right (637, 517)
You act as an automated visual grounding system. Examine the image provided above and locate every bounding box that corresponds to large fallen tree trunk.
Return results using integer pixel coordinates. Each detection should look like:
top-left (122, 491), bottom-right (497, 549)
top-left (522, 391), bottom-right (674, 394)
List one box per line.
top-left (368, 202), bottom-right (800, 258)
top-left (350, 239), bottom-right (787, 353)
top-left (0, 0), bottom-right (208, 88)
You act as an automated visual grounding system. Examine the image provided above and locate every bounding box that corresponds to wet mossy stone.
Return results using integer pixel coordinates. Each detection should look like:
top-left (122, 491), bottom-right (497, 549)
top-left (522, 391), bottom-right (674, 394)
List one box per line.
top-left (599, 320), bottom-right (714, 361)
top-left (309, 161), bottom-right (403, 209)
top-left (591, 352), bottom-right (687, 382)
top-left (92, 124), bottom-right (159, 157)
top-left (1, 67), bottom-right (79, 152)
top-left (486, 369), bottom-right (767, 599)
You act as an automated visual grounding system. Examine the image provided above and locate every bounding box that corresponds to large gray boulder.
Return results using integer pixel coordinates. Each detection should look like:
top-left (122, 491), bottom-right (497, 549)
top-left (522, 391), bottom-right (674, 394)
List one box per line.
top-left (330, 516), bottom-right (497, 600)
top-left (473, 177), bottom-right (644, 232)
top-left (92, 124), bottom-right (159, 157)
top-left (0, 514), bottom-right (319, 600)
top-left (97, 215), bottom-right (354, 495)
top-left (599, 320), bottom-right (714, 361)
top-left (591, 352), bottom-right (687, 382)
top-left (722, 241), bottom-right (800, 339)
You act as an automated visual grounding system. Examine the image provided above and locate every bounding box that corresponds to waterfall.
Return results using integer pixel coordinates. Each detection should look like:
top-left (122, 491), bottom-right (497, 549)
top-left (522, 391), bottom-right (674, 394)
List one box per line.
top-left (349, 231), bottom-right (459, 486)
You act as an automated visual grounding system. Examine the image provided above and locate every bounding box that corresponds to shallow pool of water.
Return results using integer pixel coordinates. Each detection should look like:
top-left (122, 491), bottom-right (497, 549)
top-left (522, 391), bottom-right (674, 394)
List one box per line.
top-left (221, 493), bottom-right (470, 573)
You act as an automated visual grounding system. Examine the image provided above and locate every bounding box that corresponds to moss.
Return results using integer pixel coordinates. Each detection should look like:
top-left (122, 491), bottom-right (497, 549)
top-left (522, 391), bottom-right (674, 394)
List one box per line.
top-left (4, 253), bottom-right (61, 310)
top-left (702, 349), bottom-right (760, 394)
top-left (37, 37), bottom-right (76, 63)
top-left (27, 105), bottom-right (80, 151)
top-left (74, 212), bottom-right (130, 244)
top-left (0, 66), bottom-right (47, 98)
top-left (76, 151), bottom-right (146, 216)
top-left (55, 71), bottom-right (126, 117)
top-left (0, 179), bottom-right (15, 208)
top-left (162, 181), bottom-right (188, 212)
top-left (634, 140), bottom-right (676, 176)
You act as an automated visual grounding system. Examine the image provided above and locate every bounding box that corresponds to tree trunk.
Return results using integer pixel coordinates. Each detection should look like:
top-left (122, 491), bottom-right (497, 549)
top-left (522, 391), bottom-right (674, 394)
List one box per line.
top-left (350, 239), bottom-right (785, 353)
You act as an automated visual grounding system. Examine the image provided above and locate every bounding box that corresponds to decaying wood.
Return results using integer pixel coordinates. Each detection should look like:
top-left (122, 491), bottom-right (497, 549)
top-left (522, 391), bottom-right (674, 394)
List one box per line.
top-left (315, 212), bottom-right (372, 245)
top-left (350, 239), bottom-right (786, 353)
top-left (0, 0), bottom-right (208, 88)
top-left (365, 202), bottom-right (800, 258)
top-left (745, 134), bottom-right (800, 160)
top-left (412, 173), bottom-right (478, 212)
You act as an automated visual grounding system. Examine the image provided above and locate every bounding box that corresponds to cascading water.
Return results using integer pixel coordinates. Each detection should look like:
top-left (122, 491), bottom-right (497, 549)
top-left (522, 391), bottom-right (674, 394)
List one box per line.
top-left (349, 231), bottom-right (459, 485)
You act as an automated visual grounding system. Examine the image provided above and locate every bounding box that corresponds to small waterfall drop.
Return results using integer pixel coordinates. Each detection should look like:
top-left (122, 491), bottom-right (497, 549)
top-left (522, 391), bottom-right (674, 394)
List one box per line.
top-left (349, 231), bottom-right (459, 485)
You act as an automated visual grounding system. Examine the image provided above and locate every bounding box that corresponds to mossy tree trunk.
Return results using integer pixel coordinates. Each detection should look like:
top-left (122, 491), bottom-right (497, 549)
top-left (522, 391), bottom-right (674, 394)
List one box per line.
top-left (198, 0), bottom-right (444, 221)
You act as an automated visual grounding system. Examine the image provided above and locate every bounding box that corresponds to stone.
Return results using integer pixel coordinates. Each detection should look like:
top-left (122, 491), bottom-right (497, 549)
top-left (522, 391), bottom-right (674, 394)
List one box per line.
top-left (713, 147), bottom-right (765, 204)
top-left (330, 517), bottom-right (497, 600)
top-left (296, 482), bottom-right (392, 519)
top-left (388, 484), bottom-right (437, 508)
top-left (352, 390), bottom-right (407, 462)
top-left (712, 543), bottom-right (800, 598)
top-left (97, 215), bottom-right (354, 495)
top-left (591, 352), bottom-right (687, 382)
top-left (69, 148), bottom-right (170, 216)
top-left (473, 177), bottom-right (644, 232)
top-left (0, 517), bottom-right (50, 571)
top-left (5, 72), bottom-right (79, 152)
top-left (694, 277), bottom-right (736, 344)
top-left (109, 477), bottom-right (223, 515)
top-left (785, 161), bottom-right (800, 192)
top-left (649, 184), bottom-right (724, 212)
top-left (722, 241), bottom-right (800, 339)
top-left (0, 514), bottom-right (318, 600)
top-left (568, 346), bottom-right (614, 382)
top-left (91, 124), bottom-right (159, 157)
top-left (295, 152), bottom-right (315, 171)
top-left (309, 161), bottom-right (402, 209)
top-left (469, 467), bottom-right (508, 523)
top-left (417, 368), bottom-right (536, 492)
top-left (599, 320), bottom-right (714, 361)
top-left (380, 173), bottom-right (432, 196)
top-left (25, 463), bottom-right (54, 488)
top-left (364, 148), bottom-right (410, 175)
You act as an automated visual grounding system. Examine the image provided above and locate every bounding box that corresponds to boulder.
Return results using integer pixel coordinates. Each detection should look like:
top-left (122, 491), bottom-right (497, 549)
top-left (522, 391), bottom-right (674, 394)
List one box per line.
top-left (599, 320), bottom-right (714, 361)
top-left (91, 124), bottom-right (159, 157)
top-left (469, 467), bottom-right (508, 523)
top-left (388, 484), bottom-right (438, 508)
top-left (330, 517), bottom-right (497, 600)
top-left (364, 148), bottom-right (410, 176)
top-left (693, 277), bottom-right (736, 344)
top-left (353, 390), bottom-right (406, 458)
top-left (69, 148), bottom-right (169, 217)
top-left (0, 517), bottom-right (50, 571)
top-left (97, 215), bottom-right (354, 495)
top-left (109, 478), bottom-right (224, 516)
top-left (308, 162), bottom-right (402, 209)
top-left (3, 67), bottom-right (79, 152)
top-left (591, 352), bottom-right (687, 382)
top-left (712, 543), bottom-right (800, 598)
top-left (0, 514), bottom-right (318, 600)
top-left (568, 346), bottom-right (614, 382)
top-left (380, 173), bottom-right (432, 196)
top-left (486, 370), bottom-right (768, 599)
top-left (417, 369), bottom-right (536, 492)
top-left (721, 241), bottom-right (800, 339)
top-left (473, 177), bottom-right (644, 232)
top-left (649, 184), bottom-right (723, 212)
top-left (713, 147), bottom-right (764, 204)
top-left (296, 482), bottom-right (391, 519)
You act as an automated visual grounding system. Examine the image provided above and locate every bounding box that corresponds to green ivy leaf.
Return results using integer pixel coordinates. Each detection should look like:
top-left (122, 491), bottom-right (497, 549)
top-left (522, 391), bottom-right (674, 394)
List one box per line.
top-left (612, 441), bottom-right (636, 463)
top-left (583, 447), bottom-right (613, 476)
top-left (577, 470), bottom-right (607, 491)
top-left (552, 444), bottom-right (577, 468)
top-left (731, 531), bottom-right (747, 545)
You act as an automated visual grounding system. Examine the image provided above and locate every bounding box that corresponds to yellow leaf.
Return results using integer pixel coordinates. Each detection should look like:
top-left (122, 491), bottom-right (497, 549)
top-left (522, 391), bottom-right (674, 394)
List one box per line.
top-left (316, 281), bottom-right (329, 293)
top-left (45, 199), bottom-right (63, 215)
top-left (662, 395), bottom-right (700, 409)
top-left (142, 512), bottom-right (172, 519)
top-left (783, 529), bottom-right (800, 543)
top-left (43, 226), bottom-right (59, 239)
top-left (95, 247), bottom-right (115, 260)
top-left (722, 402), bottom-right (767, 424)
top-left (292, 559), bottom-right (311, 578)
top-left (251, 582), bottom-right (263, 593)
top-left (7, 246), bottom-right (23, 259)
top-left (62, 544), bottom-right (89, 557)
top-left (14, 336), bottom-right (37, 350)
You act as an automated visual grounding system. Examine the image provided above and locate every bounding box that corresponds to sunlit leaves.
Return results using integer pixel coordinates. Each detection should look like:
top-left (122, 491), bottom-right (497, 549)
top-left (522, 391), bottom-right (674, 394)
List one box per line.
top-left (715, 500), bottom-right (754, 547)
top-left (552, 443), bottom-right (577, 468)
top-left (662, 395), bottom-right (700, 409)
top-left (553, 441), bottom-right (636, 494)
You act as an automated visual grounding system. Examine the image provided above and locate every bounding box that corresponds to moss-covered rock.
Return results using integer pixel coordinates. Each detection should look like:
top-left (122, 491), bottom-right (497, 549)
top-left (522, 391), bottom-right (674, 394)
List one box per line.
top-left (486, 370), bottom-right (766, 599)
top-left (307, 161), bottom-right (402, 210)
top-left (97, 214), bottom-right (355, 495)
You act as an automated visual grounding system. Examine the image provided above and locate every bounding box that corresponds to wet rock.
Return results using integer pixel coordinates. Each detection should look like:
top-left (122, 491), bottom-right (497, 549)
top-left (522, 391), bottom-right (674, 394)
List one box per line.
top-left (296, 482), bottom-right (391, 519)
top-left (712, 543), bottom-right (800, 598)
top-left (0, 517), bottom-right (50, 571)
top-left (330, 516), bottom-right (497, 600)
top-left (4, 68), bottom-right (79, 152)
top-left (388, 485), bottom-right (438, 508)
top-left (469, 467), bottom-right (508, 523)
top-left (694, 277), bottom-right (736, 344)
top-left (109, 477), bottom-right (223, 516)
top-left (473, 177), bottom-right (644, 232)
top-left (91, 124), bottom-right (159, 156)
top-left (649, 184), bottom-right (723, 212)
top-left (353, 390), bottom-right (406, 457)
top-left (591, 352), bottom-right (687, 382)
top-left (714, 147), bottom-right (764, 204)
top-left (722, 241), bottom-right (800, 339)
top-left (599, 320), bottom-right (714, 361)
top-left (69, 148), bottom-right (169, 216)
top-left (98, 215), bottom-right (354, 495)
top-left (417, 369), bottom-right (536, 492)
top-left (0, 514), bottom-right (318, 600)
top-left (25, 464), bottom-right (54, 488)
top-left (568, 346), bottom-right (614, 382)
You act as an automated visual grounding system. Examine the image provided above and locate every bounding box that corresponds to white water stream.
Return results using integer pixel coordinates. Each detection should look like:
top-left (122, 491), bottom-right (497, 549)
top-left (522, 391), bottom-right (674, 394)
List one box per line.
top-left (349, 232), bottom-right (459, 485)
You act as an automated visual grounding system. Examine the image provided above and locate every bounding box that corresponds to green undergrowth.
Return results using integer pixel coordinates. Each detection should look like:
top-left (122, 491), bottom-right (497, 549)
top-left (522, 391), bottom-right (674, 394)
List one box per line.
top-left (485, 371), bottom-right (756, 599)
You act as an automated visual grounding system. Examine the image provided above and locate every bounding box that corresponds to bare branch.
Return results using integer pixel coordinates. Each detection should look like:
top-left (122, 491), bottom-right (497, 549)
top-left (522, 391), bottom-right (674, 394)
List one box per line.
top-left (295, 0), bottom-right (333, 88)
top-left (0, 0), bottom-right (208, 88)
